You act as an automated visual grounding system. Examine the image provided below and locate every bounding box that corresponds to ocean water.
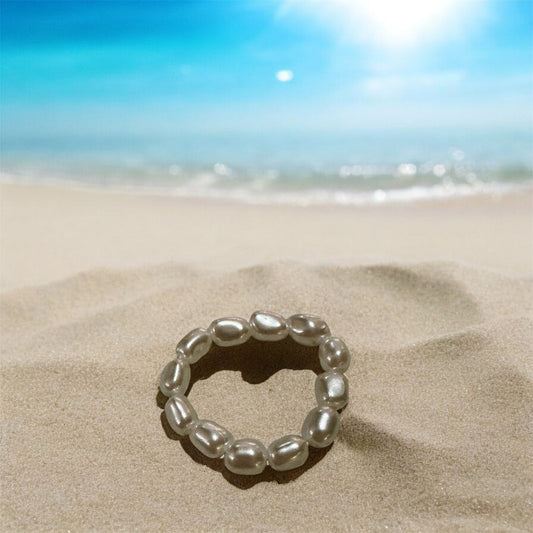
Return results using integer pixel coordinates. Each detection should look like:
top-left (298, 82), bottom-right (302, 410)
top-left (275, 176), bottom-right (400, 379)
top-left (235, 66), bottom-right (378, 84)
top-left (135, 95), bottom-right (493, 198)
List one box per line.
top-left (1, 129), bottom-right (532, 205)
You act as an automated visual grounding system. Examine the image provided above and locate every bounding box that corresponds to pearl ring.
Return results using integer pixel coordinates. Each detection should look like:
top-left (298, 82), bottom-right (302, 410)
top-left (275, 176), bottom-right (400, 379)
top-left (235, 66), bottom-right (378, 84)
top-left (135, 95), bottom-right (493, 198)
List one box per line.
top-left (159, 311), bottom-right (350, 476)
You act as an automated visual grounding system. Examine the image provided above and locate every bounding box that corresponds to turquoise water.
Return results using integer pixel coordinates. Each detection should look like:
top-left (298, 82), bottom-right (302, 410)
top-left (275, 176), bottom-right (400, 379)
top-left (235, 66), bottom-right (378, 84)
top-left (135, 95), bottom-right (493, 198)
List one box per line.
top-left (1, 1), bottom-right (532, 204)
top-left (2, 129), bottom-right (531, 204)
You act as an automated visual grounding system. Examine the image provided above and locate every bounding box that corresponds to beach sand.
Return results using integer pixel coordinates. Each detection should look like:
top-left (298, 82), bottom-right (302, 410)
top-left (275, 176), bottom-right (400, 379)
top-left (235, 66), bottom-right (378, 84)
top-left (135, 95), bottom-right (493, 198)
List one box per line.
top-left (1, 183), bottom-right (532, 531)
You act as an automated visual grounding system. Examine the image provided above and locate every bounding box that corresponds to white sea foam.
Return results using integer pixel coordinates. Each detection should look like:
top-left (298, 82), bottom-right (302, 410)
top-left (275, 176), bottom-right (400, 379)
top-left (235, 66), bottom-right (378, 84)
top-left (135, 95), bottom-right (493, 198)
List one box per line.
top-left (2, 170), bottom-right (531, 207)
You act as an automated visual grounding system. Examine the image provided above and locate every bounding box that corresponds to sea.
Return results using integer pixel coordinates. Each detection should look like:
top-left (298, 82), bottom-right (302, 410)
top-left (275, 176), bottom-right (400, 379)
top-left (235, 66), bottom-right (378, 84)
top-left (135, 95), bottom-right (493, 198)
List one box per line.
top-left (1, 129), bottom-right (532, 206)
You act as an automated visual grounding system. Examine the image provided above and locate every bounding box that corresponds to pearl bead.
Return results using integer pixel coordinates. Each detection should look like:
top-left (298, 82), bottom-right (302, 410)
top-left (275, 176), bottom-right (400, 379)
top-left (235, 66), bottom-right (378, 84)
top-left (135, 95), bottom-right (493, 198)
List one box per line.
top-left (319, 336), bottom-right (351, 372)
top-left (249, 310), bottom-right (288, 341)
top-left (267, 435), bottom-right (309, 472)
top-left (224, 438), bottom-right (268, 475)
top-left (209, 317), bottom-right (251, 347)
top-left (302, 406), bottom-right (340, 448)
top-left (176, 327), bottom-right (212, 363)
top-left (315, 371), bottom-right (349, 410)
top-left (190, 420), bottom-right (234, 459)
top-left (165, 395), bottom-right (198, 436)
top-left (287, 314), bottom-right (330, 346)
top-left (160, 359), bottom-right (191, 397)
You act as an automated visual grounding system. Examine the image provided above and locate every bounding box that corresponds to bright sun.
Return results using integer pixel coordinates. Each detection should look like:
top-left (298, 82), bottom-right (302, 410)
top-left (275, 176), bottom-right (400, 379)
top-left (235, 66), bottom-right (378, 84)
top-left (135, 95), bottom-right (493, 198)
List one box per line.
top-left (284, 0), bottom-right (471, 48)
top-left (348, 0), bottom-right (464, 46)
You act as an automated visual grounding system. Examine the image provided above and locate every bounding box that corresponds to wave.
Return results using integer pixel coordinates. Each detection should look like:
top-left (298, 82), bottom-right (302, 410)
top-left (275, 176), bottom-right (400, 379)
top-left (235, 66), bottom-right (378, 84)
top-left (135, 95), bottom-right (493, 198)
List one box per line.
top-left (2, 170), bottom-right (531, 206)
top-left (1, 150), bottom-right (532, 206)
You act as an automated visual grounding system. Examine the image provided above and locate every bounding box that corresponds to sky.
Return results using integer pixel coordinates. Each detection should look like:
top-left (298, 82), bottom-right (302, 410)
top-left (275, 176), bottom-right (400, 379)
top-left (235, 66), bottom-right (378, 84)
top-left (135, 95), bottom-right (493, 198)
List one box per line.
top-left (1, 0), bottom-right (532, 142)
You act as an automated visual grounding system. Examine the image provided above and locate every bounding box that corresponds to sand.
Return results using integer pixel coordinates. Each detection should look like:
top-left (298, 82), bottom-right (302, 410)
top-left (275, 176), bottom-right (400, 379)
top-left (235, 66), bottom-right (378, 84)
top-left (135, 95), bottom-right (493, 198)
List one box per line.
top-left (1, 183), bottom-right (532, 531)
top-left (1, 184), bottom-right (532, 291)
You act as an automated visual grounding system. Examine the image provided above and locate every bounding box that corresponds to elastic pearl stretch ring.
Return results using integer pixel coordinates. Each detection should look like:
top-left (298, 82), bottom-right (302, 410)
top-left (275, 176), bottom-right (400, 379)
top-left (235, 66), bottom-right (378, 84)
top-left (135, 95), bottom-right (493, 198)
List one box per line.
top-left (159, 311), bottom-right (350, 476)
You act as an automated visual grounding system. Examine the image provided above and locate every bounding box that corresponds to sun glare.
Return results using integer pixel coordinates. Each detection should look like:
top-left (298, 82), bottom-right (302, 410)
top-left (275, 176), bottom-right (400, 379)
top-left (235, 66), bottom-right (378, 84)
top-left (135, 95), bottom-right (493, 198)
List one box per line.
top-left (283, 0), bottom-right (473, 48)
top-left (351, 0), bottom-right (463, 46)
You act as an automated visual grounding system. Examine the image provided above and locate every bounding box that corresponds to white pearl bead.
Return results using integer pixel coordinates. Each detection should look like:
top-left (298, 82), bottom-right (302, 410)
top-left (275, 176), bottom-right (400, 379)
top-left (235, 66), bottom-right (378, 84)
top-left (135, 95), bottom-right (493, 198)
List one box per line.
top-left (315, 371), bottom-right (349, 410)
top-left (164, 395), bottom-right (198, 436)
top-left (160, 359), bottom-right (191, 397)
top-left (287, 314), bottom-right (330, 346)
top-left (249, 310), bottom-right (288, 341)
top-left (224, 438), bottom-right (268, 475)
top-left (176, 327), bottom-right (212, 363)
top-left (190, 420), bottom-right (234, 459)
top-left (319, 336), bottom-right (351, 372)
top-left (208, 317), bottom-right (251, 347)
top-left (267, 435), bottom-right (309, 471)
top-left (302, 406), bottom-right (340, 448)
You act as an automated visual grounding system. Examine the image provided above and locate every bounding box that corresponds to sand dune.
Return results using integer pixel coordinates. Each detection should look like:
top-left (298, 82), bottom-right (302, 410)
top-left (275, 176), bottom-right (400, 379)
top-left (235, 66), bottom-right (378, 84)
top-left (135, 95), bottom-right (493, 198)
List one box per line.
top-left (1, 261), bottom-right (531, 531)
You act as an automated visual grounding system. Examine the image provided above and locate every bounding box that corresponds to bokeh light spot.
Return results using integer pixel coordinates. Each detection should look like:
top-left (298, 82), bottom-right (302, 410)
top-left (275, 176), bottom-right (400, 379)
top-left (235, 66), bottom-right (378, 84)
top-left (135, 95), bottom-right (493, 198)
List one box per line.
top-left (276, 70), bottom-right (294, 82)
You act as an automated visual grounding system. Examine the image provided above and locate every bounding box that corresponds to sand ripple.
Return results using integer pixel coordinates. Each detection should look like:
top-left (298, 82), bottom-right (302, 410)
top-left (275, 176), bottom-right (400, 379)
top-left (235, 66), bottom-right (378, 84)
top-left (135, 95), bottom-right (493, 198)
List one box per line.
top-left (1, 262), bottom-right (532, 531)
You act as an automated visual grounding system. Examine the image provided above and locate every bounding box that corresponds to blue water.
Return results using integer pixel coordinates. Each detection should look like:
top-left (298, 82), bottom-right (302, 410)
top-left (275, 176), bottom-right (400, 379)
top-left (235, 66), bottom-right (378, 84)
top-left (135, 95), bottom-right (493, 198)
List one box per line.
top-left (1, 1), bottom-right (532, 204)
top-left (2, 128), bottom-right (532, 205)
